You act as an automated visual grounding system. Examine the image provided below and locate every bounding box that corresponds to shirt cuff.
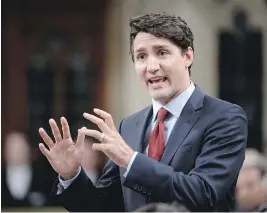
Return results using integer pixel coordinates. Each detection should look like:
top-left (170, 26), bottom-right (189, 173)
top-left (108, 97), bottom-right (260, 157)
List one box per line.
top-left (123, 152), bottom-right (138, 178)
top-left (58, 167), bottom-right (81, 189)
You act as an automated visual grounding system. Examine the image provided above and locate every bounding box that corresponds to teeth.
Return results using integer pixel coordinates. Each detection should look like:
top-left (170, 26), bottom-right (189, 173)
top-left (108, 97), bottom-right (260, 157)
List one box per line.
top-left (148, 77), bottom-right (168, 85)
top-left (149, 77), bottom-right (167, 84)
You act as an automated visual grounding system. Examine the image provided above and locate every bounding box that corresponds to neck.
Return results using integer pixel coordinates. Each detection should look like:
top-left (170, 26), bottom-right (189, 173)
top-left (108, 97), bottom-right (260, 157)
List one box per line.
top-left (159, 80), bottom-right (191, 105)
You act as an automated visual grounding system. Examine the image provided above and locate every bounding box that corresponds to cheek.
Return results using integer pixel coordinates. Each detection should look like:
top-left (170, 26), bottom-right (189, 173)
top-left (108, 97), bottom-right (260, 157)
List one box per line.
top-left (166, 63), bottom-right (184, 80)
top-left (135, 64), bottom-right (146, 78)
top-left (162, 58), bottom-right (180, 75)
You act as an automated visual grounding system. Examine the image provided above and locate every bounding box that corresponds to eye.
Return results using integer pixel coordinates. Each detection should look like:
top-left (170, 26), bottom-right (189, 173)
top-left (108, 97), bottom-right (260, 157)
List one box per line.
top-left (136, 53), bottom-right (146, 60)
top-left (158, 50), bottom-right (168, 56)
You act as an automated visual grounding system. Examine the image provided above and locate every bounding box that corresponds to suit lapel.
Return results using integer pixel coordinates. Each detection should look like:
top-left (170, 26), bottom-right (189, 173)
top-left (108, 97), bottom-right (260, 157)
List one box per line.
top-left (120, 107), bottom-right (152, 176)
top-left (132, 106), bottom-right (153, 152)
top-left (160, 85), bottom-right (204, 165)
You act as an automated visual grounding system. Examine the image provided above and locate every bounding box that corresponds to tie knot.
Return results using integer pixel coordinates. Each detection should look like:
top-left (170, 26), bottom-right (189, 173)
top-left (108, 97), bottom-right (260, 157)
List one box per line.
top-left (157, 108), bottom-right (168, 122)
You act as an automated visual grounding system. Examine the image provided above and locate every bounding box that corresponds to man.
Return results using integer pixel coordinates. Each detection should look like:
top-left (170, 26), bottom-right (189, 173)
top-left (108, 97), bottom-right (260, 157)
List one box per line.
top-left (2, 132), bottom-right (48, 209)
top-left (235, 149), bottom-right (267, 211)
top-left (39, 13), bottom-right (248, 212)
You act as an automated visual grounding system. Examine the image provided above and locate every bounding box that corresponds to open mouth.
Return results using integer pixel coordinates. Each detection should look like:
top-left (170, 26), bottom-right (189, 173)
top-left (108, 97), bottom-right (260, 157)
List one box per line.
top-left (148, 76), bottom-right (167, 84)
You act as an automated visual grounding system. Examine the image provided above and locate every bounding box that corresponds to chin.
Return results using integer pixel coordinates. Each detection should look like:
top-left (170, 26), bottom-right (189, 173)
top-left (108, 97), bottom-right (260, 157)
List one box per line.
top-left (151, 91), bottom-right (172, 104)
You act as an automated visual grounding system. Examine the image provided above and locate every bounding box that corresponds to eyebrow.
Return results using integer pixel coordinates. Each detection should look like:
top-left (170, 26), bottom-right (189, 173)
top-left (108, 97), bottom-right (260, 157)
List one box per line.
top-left (135, 45), bottom-right (169, 53)
top-left (153, 45), bottom-right (169, 50)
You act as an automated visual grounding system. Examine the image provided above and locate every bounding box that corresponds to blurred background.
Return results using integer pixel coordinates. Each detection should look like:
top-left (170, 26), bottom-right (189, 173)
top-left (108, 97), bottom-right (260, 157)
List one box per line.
top-left (1, 0), bottom-right (267, 211)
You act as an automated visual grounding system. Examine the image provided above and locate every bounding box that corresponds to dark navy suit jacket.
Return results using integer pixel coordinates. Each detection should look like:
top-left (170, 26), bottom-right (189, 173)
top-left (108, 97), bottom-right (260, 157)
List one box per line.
top-left (52, 86), bottom-right (248, 212)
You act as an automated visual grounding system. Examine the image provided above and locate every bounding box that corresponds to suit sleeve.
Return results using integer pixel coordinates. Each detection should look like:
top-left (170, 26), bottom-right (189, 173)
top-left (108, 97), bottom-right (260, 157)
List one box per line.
top-left (50, 121), bottom-right (125, 212)
top-left (123, 105), bottom-right (247, 211)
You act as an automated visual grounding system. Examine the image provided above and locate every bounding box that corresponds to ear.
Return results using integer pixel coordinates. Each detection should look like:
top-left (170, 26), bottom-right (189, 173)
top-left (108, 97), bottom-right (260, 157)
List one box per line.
top-left (184, 47), bottom-right (194, 69)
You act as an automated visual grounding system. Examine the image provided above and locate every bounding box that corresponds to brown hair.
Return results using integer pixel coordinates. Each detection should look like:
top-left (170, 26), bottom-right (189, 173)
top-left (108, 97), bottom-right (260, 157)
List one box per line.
top-left (129, 13), bottom-right (194, 74)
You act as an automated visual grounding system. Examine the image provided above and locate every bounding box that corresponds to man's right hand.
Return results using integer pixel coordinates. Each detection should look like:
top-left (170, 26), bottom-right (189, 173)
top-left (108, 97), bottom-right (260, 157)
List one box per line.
top-left (39, 117), bottom-right (85, 180)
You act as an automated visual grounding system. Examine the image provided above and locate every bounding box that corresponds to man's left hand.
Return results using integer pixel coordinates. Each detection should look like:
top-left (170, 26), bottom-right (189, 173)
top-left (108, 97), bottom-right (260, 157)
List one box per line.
top-left (80, 108), bottom-right (134, 168)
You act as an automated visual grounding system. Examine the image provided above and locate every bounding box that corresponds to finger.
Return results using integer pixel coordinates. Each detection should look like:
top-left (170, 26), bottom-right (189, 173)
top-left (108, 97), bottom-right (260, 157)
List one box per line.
top-left (49, 119), bottom-right (62, 142)
top-left (39, 128), bottom-right (54, 149)
top-left (61, 117), bottom-right (71, 139)
top-left (93, 108), bottom-right (116, 131)
top-left (76, 127), bottom-right (86, 149)
top-left (83, 113), bottom-right (113, 135)
top-left (39, 143), bottom-right (51, 160)
top-left (80, 128), bottom-right (112, 143)
top-left (92, 143), bottom-right (106, 152)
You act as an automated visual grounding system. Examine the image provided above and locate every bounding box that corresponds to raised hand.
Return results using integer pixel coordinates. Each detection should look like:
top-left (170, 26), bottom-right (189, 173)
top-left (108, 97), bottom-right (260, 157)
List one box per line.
top-left (80, 108), bottom-right (134, 168)
top-left (39, 117), bottom-right (85, 180)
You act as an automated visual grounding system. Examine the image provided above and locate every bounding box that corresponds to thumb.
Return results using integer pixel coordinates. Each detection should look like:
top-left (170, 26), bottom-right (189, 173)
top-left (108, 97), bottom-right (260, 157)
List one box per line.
top-left (76, 127), bottom-right (86, 149)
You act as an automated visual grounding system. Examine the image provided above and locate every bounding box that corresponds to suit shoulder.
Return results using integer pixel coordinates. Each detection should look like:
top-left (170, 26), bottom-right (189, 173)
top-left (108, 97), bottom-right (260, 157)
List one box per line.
top-left (203, 94), bottom-right (246, 116)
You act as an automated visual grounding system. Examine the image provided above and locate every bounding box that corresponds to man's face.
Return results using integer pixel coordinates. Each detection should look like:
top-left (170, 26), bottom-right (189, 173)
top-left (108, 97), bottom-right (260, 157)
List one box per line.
top-left (4, 133), bottom-right (31, 166)
top-left (236, 168), bottom-right (267, 210)
top-left (133, 32), bottom-right (193, 105)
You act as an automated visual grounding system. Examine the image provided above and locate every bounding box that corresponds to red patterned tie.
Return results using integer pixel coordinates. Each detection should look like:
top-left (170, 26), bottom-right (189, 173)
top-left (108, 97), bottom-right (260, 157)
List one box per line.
top-left (148, 108), bottom-right (168, 161)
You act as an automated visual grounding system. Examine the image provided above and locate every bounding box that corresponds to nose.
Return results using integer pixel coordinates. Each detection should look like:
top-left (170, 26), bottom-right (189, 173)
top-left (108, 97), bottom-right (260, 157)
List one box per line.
top-left (146, 56), bottom-right (160, 74)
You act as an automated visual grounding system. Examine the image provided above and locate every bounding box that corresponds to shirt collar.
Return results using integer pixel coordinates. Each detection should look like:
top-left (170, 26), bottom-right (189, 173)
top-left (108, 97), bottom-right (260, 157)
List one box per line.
top-left (152, 82), bottom-right (195, 122)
